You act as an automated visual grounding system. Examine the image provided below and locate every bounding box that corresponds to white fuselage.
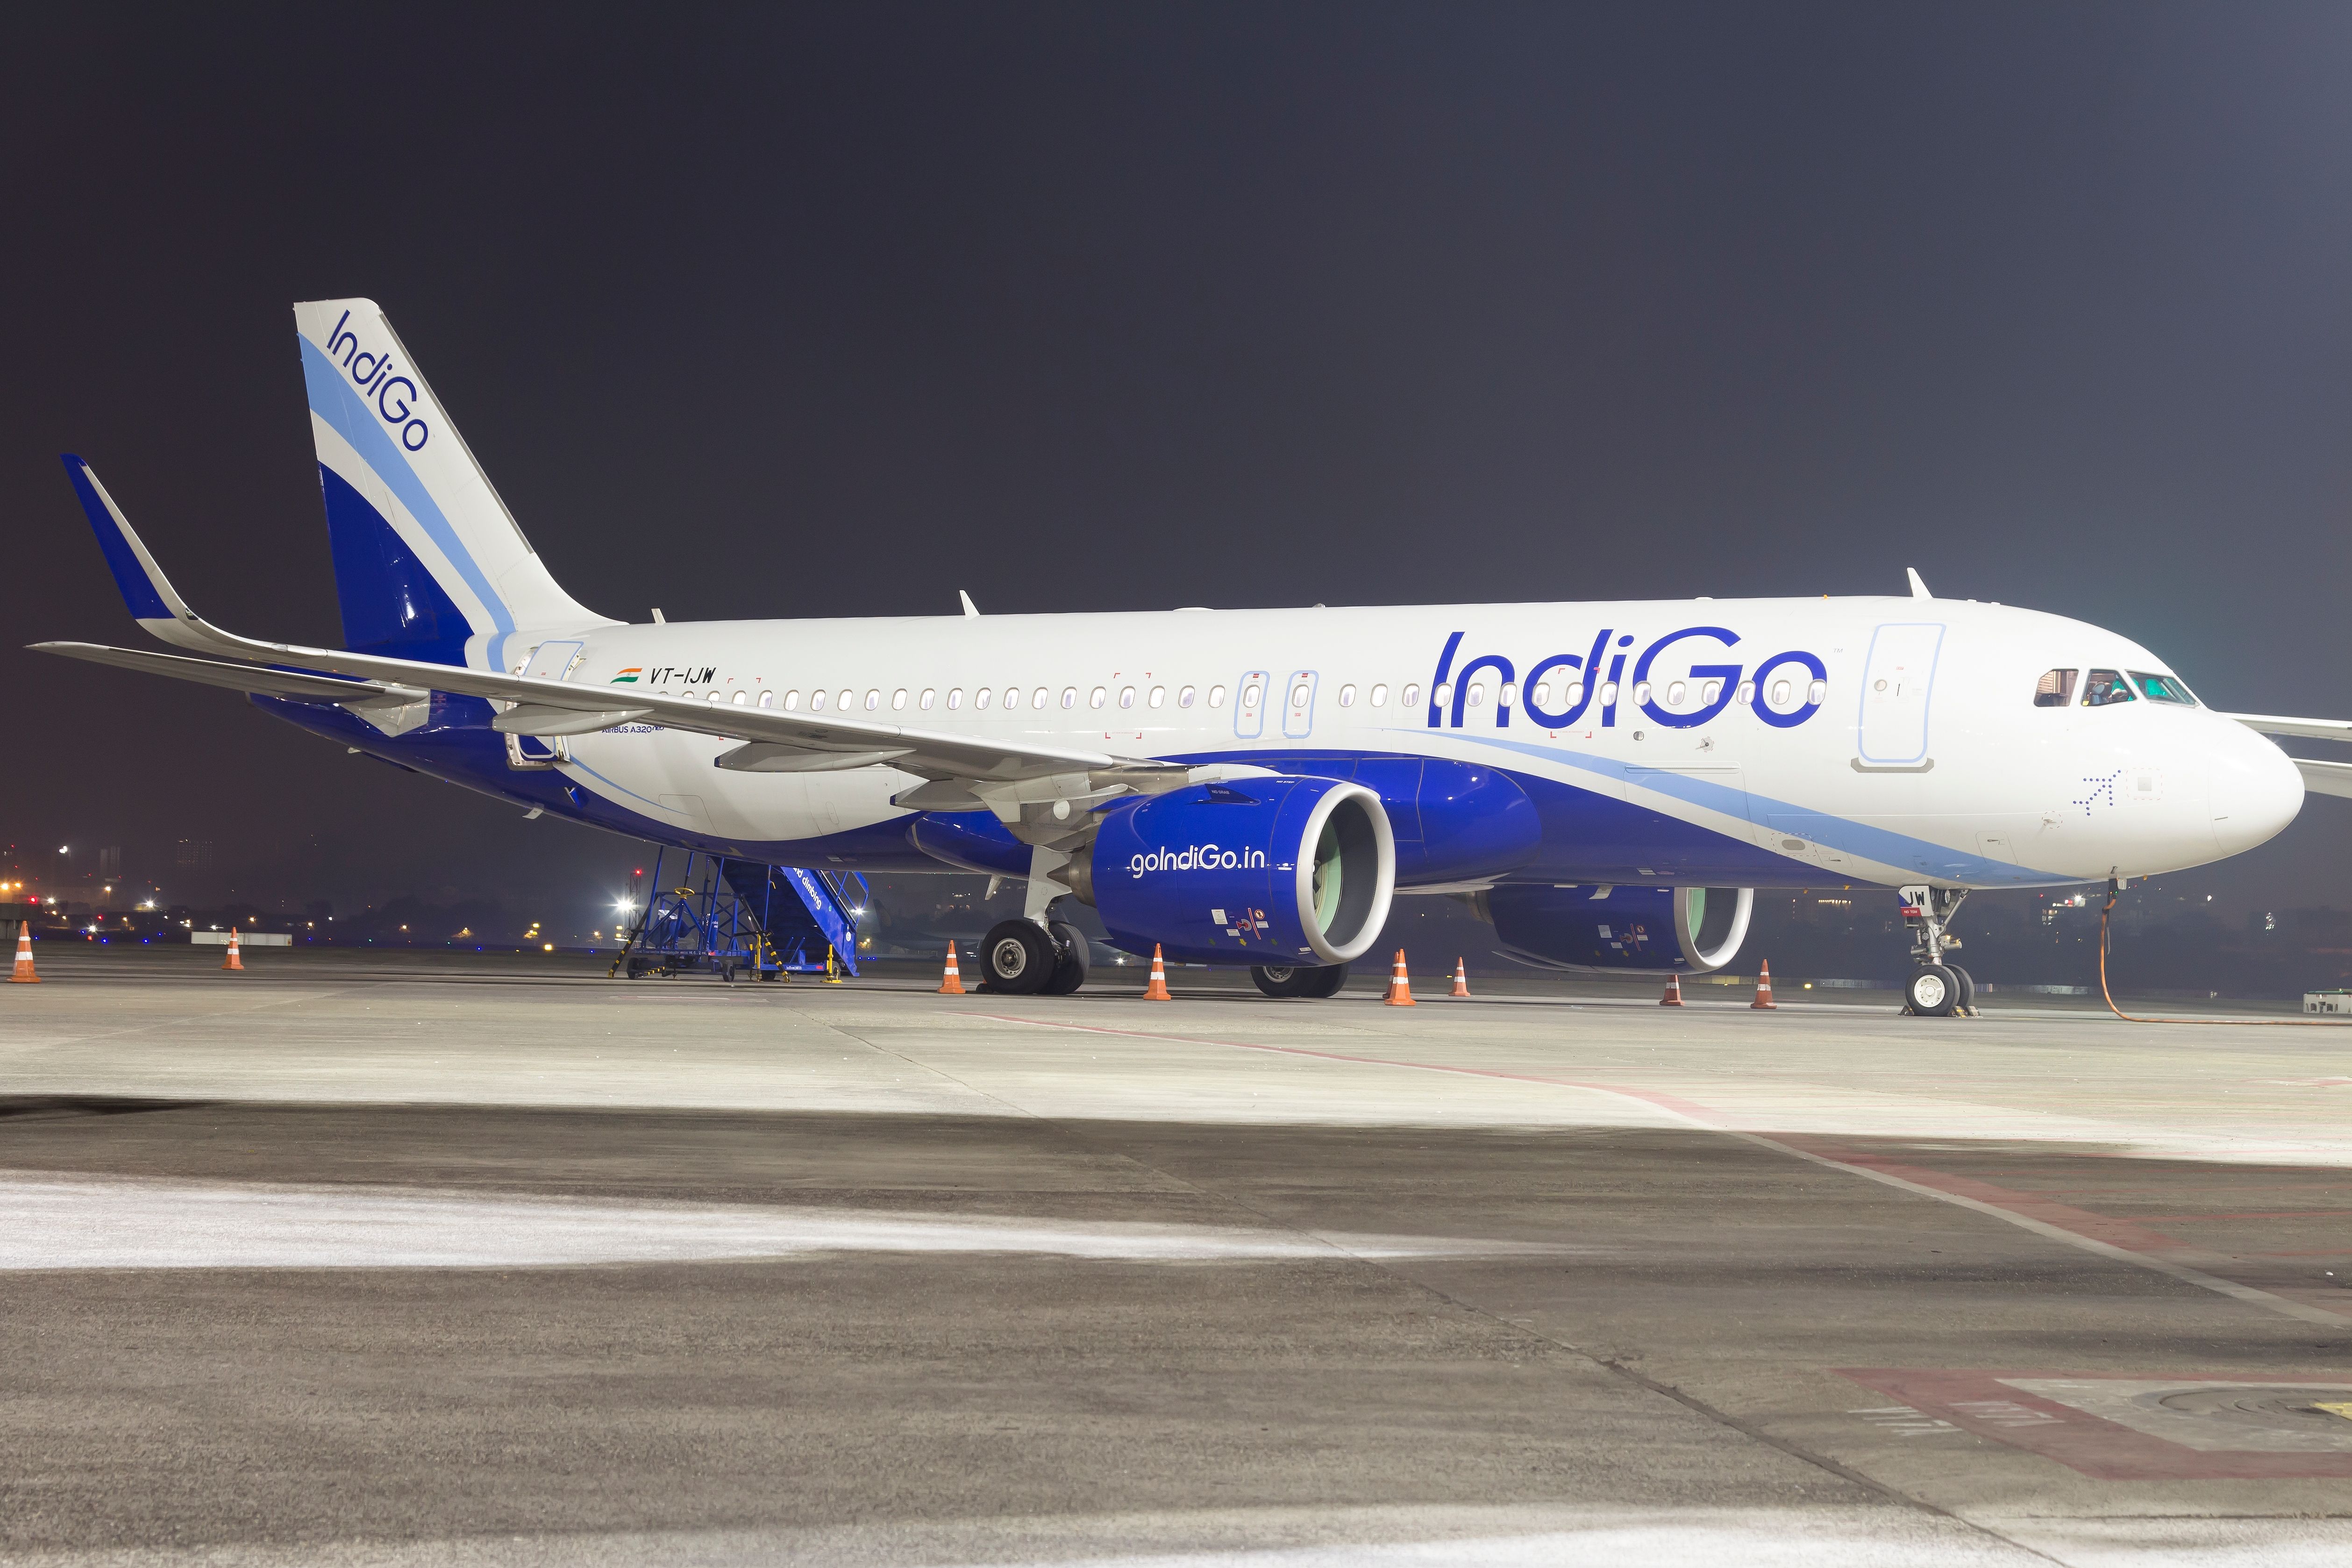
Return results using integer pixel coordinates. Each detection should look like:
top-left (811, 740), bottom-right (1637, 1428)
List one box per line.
top-left (486, 594), bottom-right (2301, 891)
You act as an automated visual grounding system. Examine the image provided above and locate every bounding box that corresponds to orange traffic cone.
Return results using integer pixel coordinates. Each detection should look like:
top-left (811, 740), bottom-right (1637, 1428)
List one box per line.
top-left (1383, 949), bottom-right (1416, 1006)
top-left (221, 928), bottom-right (244, 972)
top-left (1661, 972), bottom-right (1684, 1006)
top-left (938, 941), bottom-right (965, 994)
top-left (1750, 959), bottom-right (1777, 1010)
top-left (8, 923), bottom-right (37, 983)
top-left (1142, 943), bottom-right (1172, 1001)
top-left (1451, 957), bottom-right (1470, 998)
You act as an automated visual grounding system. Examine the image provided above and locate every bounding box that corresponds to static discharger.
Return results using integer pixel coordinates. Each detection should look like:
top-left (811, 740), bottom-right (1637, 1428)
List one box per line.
top-left (221, 928), bottom-right (244, 973)
top-left (1451, 957), bottom-right (1470, 998)
top-left (7, 921), bottom-right (36, 984)
top-left (1751, 960), bottom-right (1777, 1010)
top-left (1383, 949), bottom-right (1415, 1007)
top-left (1661, 972), bottom-right (1684, 1006)
top-left (937, 941), bottom-right (965, 995)
top-left (1142, 944), bottom-right (1172, 1001)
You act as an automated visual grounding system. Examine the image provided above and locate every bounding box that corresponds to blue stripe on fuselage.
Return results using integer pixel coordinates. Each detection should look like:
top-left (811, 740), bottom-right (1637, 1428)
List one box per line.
top-left (1439, 729), bottom-right (2062, 884)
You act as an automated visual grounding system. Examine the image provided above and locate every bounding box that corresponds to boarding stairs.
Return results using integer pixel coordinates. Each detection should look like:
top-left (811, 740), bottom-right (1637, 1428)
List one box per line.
top-left (613, 850), bottom-right (866, 979)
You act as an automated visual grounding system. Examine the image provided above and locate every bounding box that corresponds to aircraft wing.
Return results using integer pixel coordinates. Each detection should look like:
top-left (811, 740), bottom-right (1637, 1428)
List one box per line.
top-left (2219, 713), bottom-right (2352, 800)
top-left (2290, 757), bottom-right (2352, 800)
top-left (43, 457), bottom-right (1180, 787)
top-left (2220, 712), bottom-right (2352, 745)
top-left (35, 641), bottom-right (430, 704)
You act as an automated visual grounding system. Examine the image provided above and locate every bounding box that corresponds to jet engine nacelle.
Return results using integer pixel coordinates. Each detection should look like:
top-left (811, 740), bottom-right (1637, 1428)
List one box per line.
top-left (1484, 884), bottom-right (1753, 974)
top-left (1090, 777), bottom-right (1396, 968)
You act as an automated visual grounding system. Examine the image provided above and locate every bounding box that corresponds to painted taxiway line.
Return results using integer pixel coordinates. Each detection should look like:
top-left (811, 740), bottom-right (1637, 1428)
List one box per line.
top-left (982, 1012), bottom-right (2352, 1329)
top-left (0, 1171), bottom-right (1582, 1272)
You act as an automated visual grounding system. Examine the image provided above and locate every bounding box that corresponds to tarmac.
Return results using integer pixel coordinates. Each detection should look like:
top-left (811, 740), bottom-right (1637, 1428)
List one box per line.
top-left (2, 946), bottom-right (2349, 1566)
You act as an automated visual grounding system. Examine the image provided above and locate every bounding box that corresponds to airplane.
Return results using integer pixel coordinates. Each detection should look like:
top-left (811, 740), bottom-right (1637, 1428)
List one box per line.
top-left (35, 298), bottom-right (2339, 1014)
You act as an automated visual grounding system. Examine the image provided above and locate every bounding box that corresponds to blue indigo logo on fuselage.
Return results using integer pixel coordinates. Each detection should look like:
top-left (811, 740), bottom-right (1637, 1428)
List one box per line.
top-left (1428, 627), bottom-right (1826, 731)
top-left (324, 310), bottom-right (431, 453)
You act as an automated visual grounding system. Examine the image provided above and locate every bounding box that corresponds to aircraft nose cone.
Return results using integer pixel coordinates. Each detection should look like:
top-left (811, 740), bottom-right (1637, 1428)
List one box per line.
top-left (2209, 724), bottom-right (2303, 858)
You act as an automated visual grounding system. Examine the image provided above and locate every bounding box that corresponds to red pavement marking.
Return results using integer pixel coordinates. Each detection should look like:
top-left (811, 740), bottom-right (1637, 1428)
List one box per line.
top-left (980, 1011), bottom-right (2352, 1327)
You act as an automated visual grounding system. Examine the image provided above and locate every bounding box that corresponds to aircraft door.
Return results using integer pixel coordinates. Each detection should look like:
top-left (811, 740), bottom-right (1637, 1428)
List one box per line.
top-left (507, 640), bottom-right (585, 769)
top-left (1857, 623), bottom-right (1944, 767)
top-left (1233, 670), bottom-right (1270, 740)
top-left (1280, 670), bottom-right (1319, 739)
top-left (523, 640), bottom-right (584, 681)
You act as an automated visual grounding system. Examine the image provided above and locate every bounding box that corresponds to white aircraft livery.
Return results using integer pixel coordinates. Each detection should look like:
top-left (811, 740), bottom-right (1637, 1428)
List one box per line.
top-left (40, 298), bottom-right (2343, 1012)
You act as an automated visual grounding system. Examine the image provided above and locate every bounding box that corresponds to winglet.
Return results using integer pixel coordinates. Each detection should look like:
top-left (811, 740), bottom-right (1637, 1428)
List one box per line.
top-left (959, 589), bottom-right (980, 618)
top-left (1905, 567), bottom-right (1931, 600)
top-left (56, 456), bottom-right (254, 659)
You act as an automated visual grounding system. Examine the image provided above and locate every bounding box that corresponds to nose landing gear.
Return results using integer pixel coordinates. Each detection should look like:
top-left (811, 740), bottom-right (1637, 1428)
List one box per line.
top-left (1899, 884), bottom-right (1978, 1018)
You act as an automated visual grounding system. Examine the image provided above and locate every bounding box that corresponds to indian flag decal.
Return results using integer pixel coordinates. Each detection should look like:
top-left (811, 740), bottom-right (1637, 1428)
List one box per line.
top-left (611, 667), bottom-right (642, 684)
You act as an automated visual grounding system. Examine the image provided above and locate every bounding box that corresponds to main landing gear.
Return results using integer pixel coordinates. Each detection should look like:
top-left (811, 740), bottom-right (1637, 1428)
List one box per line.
top-left (1898, 884), bottom-right (1977, 1018)
top-left (979, 917), bottom-right (1089, 996)
top-left (1250, 962), bottom-right (1349, 999)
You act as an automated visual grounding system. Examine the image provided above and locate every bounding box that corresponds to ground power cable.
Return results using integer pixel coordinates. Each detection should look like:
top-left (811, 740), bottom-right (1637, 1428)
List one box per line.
top-left (2098, 881), bottom-right (2351, 1026)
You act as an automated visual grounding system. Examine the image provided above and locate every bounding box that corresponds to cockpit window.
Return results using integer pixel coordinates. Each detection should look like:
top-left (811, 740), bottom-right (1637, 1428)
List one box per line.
top-left (2130, 671), bottom-right (2197, 706)
top-left (2081, 669), bottom-right (2135, 707)
top-left (2033, 669), bottom-right (2078, 707)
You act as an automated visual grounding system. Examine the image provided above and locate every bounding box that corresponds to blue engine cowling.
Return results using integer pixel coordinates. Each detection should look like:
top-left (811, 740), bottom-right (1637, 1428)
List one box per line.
top-left (1090, 777), bottom-right (1396, 968)
top-left (1483, 884), bottom-right (1753, 973)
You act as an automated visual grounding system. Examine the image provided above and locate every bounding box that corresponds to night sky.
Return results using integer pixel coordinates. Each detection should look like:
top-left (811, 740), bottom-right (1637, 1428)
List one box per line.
top-left (7, 5), bottom-right (2351, 927)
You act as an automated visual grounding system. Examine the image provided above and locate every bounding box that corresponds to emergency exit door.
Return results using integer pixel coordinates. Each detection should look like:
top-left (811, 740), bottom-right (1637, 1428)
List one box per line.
top-left (1857, 623), bottom-right (1943, 766)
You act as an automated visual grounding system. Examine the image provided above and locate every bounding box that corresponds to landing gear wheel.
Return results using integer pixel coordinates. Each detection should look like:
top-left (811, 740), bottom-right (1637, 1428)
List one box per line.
top-left (981, 919), bottom-right (1055, 995)
top-left (1305, 962), bottom-right (1349, 998)
top-left (1043, 920), bottom-right (1090, 995)
top-left (1906, 964), bottom-right (1960, 1018)
top-left (1252, 962), bottom-right (1348, 999)
top-left (1949, 964), bottom-right (1976, 1015)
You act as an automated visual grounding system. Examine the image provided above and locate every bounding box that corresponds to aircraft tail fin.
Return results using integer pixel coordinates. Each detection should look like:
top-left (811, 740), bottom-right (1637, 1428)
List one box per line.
top-left (292, 299), bottom-right (610, 669)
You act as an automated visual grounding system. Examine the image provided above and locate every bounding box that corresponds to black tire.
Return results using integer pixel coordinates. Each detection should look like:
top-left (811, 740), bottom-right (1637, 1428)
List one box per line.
top-left (624, 956), bottom-right (647, 979)
top-left (981, 919), bottom-right (1055, 995)
top-left (1252, 962), bottom-right (1347, 998)
top-left (1043, 921), bottom-right (1090, 995)
top-left (1949, 964), bottom-right (1976, 1013)
top-left (1906, 964), bottom-right (1960, 1018)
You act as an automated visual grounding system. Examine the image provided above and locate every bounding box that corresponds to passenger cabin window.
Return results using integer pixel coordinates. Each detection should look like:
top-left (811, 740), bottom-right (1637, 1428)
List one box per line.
top-left (2034, 669), bottom-right (2078, 707)
top-left (1370, 683), bottom-right (1389, 706)
top-left (1177, 686), bottom-right (1195, 708)
top-left (1208, 685), bottom-right (1226, 708)
top-left (2131, 671), bottom-right (2197, 706)
top-left (974, 687), bottom-right (991, 710)
top-left (1402, 683), bottom-right (1421, 708)
top-left (2081, 669), bottom-right (2134, 707)
top-left (1338, 684), bottom-right (1356, 707)
top-left (758, 691), bottom-right (775, 710)
top-left (1148, 686), bottom-right (1165, 709)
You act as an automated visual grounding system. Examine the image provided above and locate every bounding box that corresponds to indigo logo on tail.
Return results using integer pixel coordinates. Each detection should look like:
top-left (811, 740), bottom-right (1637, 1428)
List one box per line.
top-left (323, 309), bottom-right (431, 453)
